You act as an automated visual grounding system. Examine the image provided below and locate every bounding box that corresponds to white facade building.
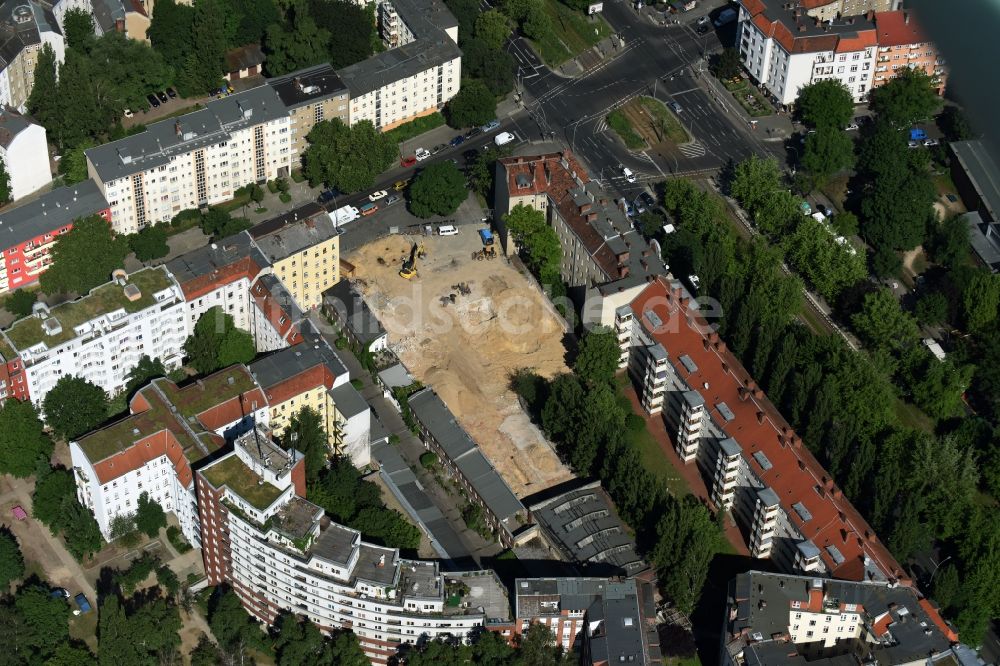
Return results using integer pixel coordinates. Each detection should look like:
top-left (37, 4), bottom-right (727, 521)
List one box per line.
top-left (0, 108), bottom-right (51, 201)
top-left (736, 0), bottom-right (878, 105)
top-left (85, 86), bottom-right (294, 234)
top-left (0, 266), bottom-right (187, 406)
top-left (198, 429), bottom-right (501, 664)
top-left (0, 1), bottom-right (66, 112)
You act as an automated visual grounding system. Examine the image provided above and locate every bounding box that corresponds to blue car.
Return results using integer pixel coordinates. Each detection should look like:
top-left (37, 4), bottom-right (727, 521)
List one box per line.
top-left (481, 119), bottom-right (500, 133)
top-left (449, 135), bottom-right (466, 147)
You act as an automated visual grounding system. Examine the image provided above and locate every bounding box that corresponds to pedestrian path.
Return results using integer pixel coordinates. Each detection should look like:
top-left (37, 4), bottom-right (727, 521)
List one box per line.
top-left (678, 140), bottom-right (706, 158)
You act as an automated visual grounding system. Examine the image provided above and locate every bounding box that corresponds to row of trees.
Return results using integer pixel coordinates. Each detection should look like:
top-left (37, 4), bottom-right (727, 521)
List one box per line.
top-left (504, 204), bottom-right (566, 299)
top-left (660, 176), bottom-right (1000, 642)
top-left (404, 623), bottom-right (575, 665)
top-left (515, 326), bottom-right (723, 614)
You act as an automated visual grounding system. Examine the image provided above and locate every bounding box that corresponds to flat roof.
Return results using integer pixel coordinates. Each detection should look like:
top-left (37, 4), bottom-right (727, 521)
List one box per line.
top-left (951, 140), bottom-right (1000, 222)
top-left (201, 452), bottom-right (284, 510)
top-left (165, 232), bottom-right (268, 294)
top-left (4, 267), bottom-right (175, 350)
top-left (323, 280), bottom-right (387, 346)
top-left (86, 85), bottom-right (288, 182)
top-left (157, 366), bottom-right (261, 421)
top-left (311, 518), bottom-right (361, 566)
top-left (249, 337), bottom-right (346, 390)
top-left (267, 63), bottom-right (348, 110)
top-left (328, 383), bottom-right (369, 419)
top-left (0, 180), bottom-right (108, 252)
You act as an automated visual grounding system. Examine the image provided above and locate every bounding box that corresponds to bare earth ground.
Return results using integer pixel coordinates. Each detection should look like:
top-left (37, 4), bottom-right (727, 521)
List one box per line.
top-left (348, 231), bottom-right (574, 497)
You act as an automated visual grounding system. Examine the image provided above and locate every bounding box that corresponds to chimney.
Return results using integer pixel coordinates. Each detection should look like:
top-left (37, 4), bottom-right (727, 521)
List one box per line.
top-left (586, 212), bottom-right (598, 222)
top-left (866, 10), bottom-right (873, 20)
top-left (756, 411), bottom-right (765, 424)
top-left (714, 340), bottom-right (726, 353)
top-left (619, 264), bottom-right (630, 279)
top-left (904, 11), bottom-right (909, 24)
top-left (798, 24), bottom-right (806, 32)
top-left (174, 120), bottom-right (182, 137)
top-left (753, 388), bottom-right (764, 399)
top-left (738, 387), bottom-right (749, 402)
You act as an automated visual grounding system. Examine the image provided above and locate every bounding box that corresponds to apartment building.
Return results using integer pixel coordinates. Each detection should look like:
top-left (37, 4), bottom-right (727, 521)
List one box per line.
top-left (85, 86), bottom-right (293, 234)
top-left (872, 10), bottom-right (947, 94)
top-left (69, 366), bottom-right (268, 543)
top-left (720, 571), bottom-right (964, 666)
top-left (249, 323), bottom-right (373, 467)
top-left (0, 180), bottom-right (110, 295)
top-left (617, 276), bottom-right (910, 582)
top-left (338, 0), bottom-right (461, 131)
top-left (0, 266), bottom-right (186, 404)
top-left (494, 152), bottom-right (666, 326)
top-left (797, 0), bottom-right (897, 23)
top-left (0, 107), bottom-right (49, 201)
top-left (197, 427), bottom-right (508, 664)
top-left (248, 209), bottom-right (341, 310)
top-left (511, 577), bottom-right (659, 665)
top-left (248, 273), bottom-right (304, 352)
top-left (408, 387), bottom-right (535, 549)
top-left (0, 0), bottom-right (65, 112)
top-left (166, 231), bottom-right (269, 333)
top-left (267, 63), bottom-right (350, 163)
top-left (736, 0), bottom-right (878, 105)
top-left (322, 279), bottom-right (389, 353)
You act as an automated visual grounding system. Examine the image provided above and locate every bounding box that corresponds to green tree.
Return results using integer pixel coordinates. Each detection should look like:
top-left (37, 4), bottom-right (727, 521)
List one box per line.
top-left (264, 3), bottom-right (331, 76)
top-left (4, 289), bottom-right (37, 318)
top-left (573, 326), bottom-right (619, 386)
top-left (217, 327), bottom-right (256, 367)
top-left (961, 271), bottom-right (1000, 332)
top-left (796, 79), bottom-right (854, 129)
top-left (522, 0), bottom-right (551, 41)
top-left (327, 629), bottom-right (372, 666)
top-left (148, 0), bottom-right (196, 68)
top-left (128, 223), bottom-right (170, 262)
top-left (915, 291), bottom-right (948, 326)
top-left (446, 79), bottom-right (497, 128)
top-left (927, 215), bottom-right (969, 268)
top-left (901, 351), bottom-right (973, 419)
top-left (0, 529), bottom-right (24, 588)
top-left (64, 8), bottom-right (96, 52)
top-left (188, 635), bottom-right (222, 666)
top-left (938, 105), bottom-right (973, 142)
top-left (463, 38), bottom-right (514, 97)
top-left (408, 161), bottom-right (468, 218)
top-left (281, 407), bottom-right (328, 484)
top-left (308, 0), bottom-right (376, 68)
top-left (783, 216), bottom-right (866, 300)
top-left (125, 354), bottom-right (166, 396)
top-left (27, 44), bottom-right (59, 131)
top-left (0, 159), bottom-right (10, 205)
top-left (475, 10), bottom-right (510, 50)
top-left (186, 0), bottom-right (230, 95)
top-left (184, 307), bottom-right (255, 374)
top-left (870, 67), bottom-right (940, 128)
top-left (851, 289), bottom-right (919, 355)
top-left (0, 398), bottom-right (53, 478)
top-left (406, 638), bottom-right (472, 666)
top-left (541, 374), bottom-right (585, 443)
top-left (135, 491), bottom-right (167, 537)
top-left (98, 595), bottom-right (143, 666)
top-left (39, 215), bottom-right (129, 296)
top-left (59, 144), bottom-right (93, 184)
top-left (351, 506), bottom-right (421, 550)
top-left (46, 644), bottom-right (95, 666)
top-left (209, 587), bottom-right (263, 655)
top-left (652, 496), bottom-right (721, 614)
top-left (302, 119), bottom-right (396, 193)
top-left (232, 0), bottom-right (280, 46)
top-left (32, 468), bottom-right (76, 528)
top-left (504, 204), bottom-right (562, 286)
top-left (43, 375), bottom-right (110, 440)
top-left (15, 585), bottom-right (70, 658)
top-left (710, 47), bottom-right (742, 80)
top-left (801, 127), bottom-right (854, 185)
top-left (832, 210), bottom-right (859, 237)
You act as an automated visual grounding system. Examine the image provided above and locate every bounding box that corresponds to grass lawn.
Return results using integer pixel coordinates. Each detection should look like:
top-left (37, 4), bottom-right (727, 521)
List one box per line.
top-left (893, 397), bottom-right (935, 433)
top-left (638, 96), bottom-right (689, 144)
top-left (215, 190), bottom-right (252, 214)
top-left (529, 0), bottom-right (612, 66)
top-left (69, 610), bottom-right (99, 652)
top-left (607, 109), bottom-right (646, 150)
top-left (732, 84), bottom-right (772, 117)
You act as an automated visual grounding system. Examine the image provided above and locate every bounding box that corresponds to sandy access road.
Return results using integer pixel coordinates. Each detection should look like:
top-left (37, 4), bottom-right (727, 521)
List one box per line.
top-left (348, 230), bottom-right (575, 497)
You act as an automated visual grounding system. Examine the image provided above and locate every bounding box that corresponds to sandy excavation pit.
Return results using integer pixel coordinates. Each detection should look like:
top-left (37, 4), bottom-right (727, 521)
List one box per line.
top-left (348, 230), bottom-right (574, 497)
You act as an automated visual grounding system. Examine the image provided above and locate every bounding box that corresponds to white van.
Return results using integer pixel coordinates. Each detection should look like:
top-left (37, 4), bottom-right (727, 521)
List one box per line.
top-left (438, 225), bottom-right (458, 236)
top-left (494, 131), bottom-right (515, 146)
top-left (622, 166), bottom-right (636, 183)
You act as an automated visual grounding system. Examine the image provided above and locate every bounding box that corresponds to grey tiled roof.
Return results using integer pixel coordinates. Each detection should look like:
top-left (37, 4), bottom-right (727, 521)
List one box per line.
top-left (250, 212), bottom-right (340, 263)
top-left (248, 338), bottom-right (346, 391)
top-left (267, 63), bottom-right (348, 110)
top-left (0, 181), bottom-right (108, 251)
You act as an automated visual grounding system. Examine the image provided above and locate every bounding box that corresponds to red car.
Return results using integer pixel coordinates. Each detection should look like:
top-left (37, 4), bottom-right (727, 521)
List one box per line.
top-left (400, 156), bottom-right (417, 167)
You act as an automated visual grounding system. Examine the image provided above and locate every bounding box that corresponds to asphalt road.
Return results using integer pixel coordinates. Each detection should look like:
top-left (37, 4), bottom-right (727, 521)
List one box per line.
top-left (513, 0), bottom-right (783, 201)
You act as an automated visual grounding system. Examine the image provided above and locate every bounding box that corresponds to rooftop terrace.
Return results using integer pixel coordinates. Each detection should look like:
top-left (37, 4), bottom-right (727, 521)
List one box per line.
top-left (201, 453), bottom-right (285, 510)
top-left (158, 367), bottom-right (260, 419)
top-left (5, 268), bottom-right (175, 350)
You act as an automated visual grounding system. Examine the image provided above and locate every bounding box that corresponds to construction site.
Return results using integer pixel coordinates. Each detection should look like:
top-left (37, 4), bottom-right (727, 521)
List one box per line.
top-left (347, 228), bottom-right (575, 498)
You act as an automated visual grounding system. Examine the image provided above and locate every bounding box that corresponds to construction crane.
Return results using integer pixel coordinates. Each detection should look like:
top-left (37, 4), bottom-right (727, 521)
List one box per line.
top-left (399, 243), bottom-right (418, 279)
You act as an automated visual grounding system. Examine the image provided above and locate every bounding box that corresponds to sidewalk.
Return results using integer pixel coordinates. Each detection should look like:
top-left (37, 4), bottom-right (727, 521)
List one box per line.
top-left (697, 67), bottom-right (794, 141)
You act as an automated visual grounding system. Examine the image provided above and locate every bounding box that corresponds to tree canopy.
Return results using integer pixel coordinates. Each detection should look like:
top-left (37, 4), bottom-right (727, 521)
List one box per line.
top-left (408, 161), bottom-right (468, 218)
top-left (42, 376), bottom-right (110, 441)
top-left (135, 491), bottom-right (167, 537)
top-left (0, 399), bottom-right (53, 478)
top-left (128, 224), bottom-right (170, 262)
top-left (446, 79), bottom-right (498, 128)
top-left (572, 326), bottom-right (620, 386)
top-left (273, 613), bottom-right (368, 666)
top-left (869, 67), bottom-right (940, 128)
top-left (4, 289), bottom-right (37, 318)
top-left (474, 10), bottom-right (510, 50)
top-left (303, 119), bottom-right (396, 193)
top-left (801, 127), bottom-right (854, 185)
top-left (795, 79), bottom-right (854, 129)
top-left (184, 307), bottom-right (256, 374)
top-left (0, 530), bottom-right (24, 589)
top-left (280, 406), bottom-right (328, 484)
top-left (38, 215), bottom-right (129, 296)
top-left (504, 204), bottom-right (562, 289)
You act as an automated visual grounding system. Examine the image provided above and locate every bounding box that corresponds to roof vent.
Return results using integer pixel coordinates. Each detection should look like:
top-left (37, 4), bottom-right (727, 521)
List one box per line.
top-left (42, 317), bottom-right (62, 336)
top-left (123, 284), bottom-right (141, 302)
top-left (12, 5), bottom-right (31, 24)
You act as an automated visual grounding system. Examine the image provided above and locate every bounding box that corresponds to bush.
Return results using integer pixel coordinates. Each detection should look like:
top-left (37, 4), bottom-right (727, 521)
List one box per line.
top-left (350, 378), bottom-right (363, 390)
top-left (266, 180), bottom-right (279, 194)
top-left (384, 112), bottom-right (446, 145)
top-left (4, 290), bottom-right (37, 318)
top-left (419, 451), bottom-right (438, 469)
top-left (279, 192), bottom-right (292, 203)
top-left (166, 525), bottom-right (192, 553)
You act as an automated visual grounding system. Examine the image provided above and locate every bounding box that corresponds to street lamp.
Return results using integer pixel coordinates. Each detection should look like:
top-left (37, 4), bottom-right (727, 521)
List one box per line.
top-left (928, 556), bottom-right (953, 585)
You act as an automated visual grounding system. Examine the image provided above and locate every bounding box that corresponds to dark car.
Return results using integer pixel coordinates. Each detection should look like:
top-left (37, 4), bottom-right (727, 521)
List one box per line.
top-left (449, 135), bottom-right (466, 147)
top-left (431, 144), bottom-right (446, 155)
top-left (465, 127), bottom-right (482, 139)
top-left (634, 197), bottom-right (648, 215)
top-left (639, 192), bottom-right (656, 209)
top-left (318, 189), bottom-right (339, 204)
top-left (166, 88), bottom-right (177, 98)
top-left (156, 91), bottom-right (168, 103)
top-left (696, 24), bottom-right (711, 34)
top-left (147, 94), bottom-right (160, 108)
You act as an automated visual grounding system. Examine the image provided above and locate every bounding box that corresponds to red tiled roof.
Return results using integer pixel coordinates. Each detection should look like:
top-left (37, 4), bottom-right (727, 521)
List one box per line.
top-left (178, 256), bottom-right (263, 301)
top-left (799, 0), bottom-right (832, 8)
top-left (920, 599), bottom-right (959, 642)
top-left (875, 10), bottom-right (929, 47)
top-left (196, 390), bottom-right (267, 432)
top-left (630, 277), bottom-right (905, 582)
top-left (93, 430), bottom-right (193, 487)
top-left (871, 612), bottom-right (893, 638)
top-left (251, 278), bottom-right (302, 346)
top-left (263, 365), bottom-right (334, 405)
top-left (835, 29), bottom-right (876, 53)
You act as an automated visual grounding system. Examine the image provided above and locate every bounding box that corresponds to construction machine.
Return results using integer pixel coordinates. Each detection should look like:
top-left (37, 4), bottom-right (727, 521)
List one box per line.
top-left (417, 243), bottom-right (427, 259)
top-left (399, 243), bottom-right (419, 279)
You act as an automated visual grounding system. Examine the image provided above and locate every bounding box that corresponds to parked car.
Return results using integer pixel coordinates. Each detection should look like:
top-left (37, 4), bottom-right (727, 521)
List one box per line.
top-left (431, 144), bottom-right (446, 155)
top-left (393, 179), bottom-right (410, 191)
top-left (481, 119), bottom-right (501, 132)
top-left (696, 24), bottom-right (710, 34)
top-left (908, 140), bottom-right (920, 149)
top-left (401, 155), bottom-right (417, 167)
top-left (465, 127), bottom-right (482, 139)
top-left (634, 196), bottom-right (648, 214)
top-left (368, 190), bottom-right (388, 201)
top-left (74, 594), bottom-right (92, 614)
top-left (166, 88), bottom-right (177, 98)
top-left (845, 122), bottom-right (859, 131)
top-left (359, 202), bottom-right (379, 216)
top-left (50, 588), bottom-right (70, 599)
top-left (622, 166), bottom-right (636, 183)
top-left (385, 194), bottom-right (400, 206)
top-left (668, 101), bottom-right (682, 113)
top-left (123, 109), bottom-right (134, 119)
top-left (415, 148), bottom-right (430, 161)
top-left (156, 91), bottom-right (168, 103)
top-left (923, 138), bottom-right (939, 147)
top-left (639, 192), bottom-right (656, 209)
top-left (697, 15), bottom-right (710, 25)
top-left (147, 94), bottom-right (160, 108)
top-left (449, 135), bottom-right (466, 147)
top-left (318, 189), bottom-right (337, 204)
top-left (494, 131), bottom-right (515, 146)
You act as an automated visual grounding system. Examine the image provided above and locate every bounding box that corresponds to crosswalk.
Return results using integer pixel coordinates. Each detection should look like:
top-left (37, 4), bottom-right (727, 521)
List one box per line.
top-left (678, 141), bottom-right (706, 158)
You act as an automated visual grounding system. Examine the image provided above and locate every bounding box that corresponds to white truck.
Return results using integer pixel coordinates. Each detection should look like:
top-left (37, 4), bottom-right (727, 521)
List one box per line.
top-left (331, 205), bottom-right (360, 226)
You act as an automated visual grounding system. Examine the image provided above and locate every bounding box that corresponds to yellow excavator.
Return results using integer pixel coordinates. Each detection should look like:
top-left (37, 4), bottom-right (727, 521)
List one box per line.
top-left (399, 243), bottom-right (418, 279)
